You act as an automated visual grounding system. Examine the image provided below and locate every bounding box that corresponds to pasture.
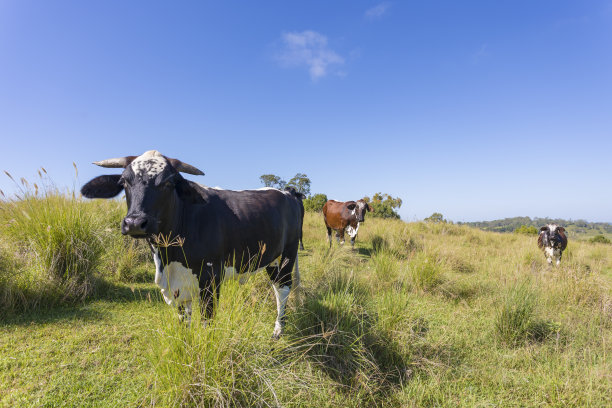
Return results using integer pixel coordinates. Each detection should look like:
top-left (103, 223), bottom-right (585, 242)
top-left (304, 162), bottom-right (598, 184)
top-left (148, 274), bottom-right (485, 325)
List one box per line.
top-left (1, 195), bottom-right (611, 407)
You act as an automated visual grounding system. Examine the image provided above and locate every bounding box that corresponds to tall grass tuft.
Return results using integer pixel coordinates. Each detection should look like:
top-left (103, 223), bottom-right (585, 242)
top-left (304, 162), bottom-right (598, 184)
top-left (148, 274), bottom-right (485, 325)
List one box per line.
top-left (0, 173), bottom-right (117, 310)
top-left (407, 252), bottom-right (444, 291)
top-left (495, 281), bottom-right (538, 346)
top-left (148, 278), bottom-right (333, 407)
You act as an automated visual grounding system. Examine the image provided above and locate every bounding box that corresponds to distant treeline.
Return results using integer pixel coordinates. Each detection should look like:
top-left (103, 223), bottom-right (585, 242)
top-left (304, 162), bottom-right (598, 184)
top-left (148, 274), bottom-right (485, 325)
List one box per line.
top-left (458, 217), bottom-right (612, 235)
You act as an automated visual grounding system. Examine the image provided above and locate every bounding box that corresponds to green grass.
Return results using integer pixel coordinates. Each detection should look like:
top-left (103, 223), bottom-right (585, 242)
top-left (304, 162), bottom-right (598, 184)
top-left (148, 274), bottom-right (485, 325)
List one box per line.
top-left (1, 199), bottom-right (611, 407)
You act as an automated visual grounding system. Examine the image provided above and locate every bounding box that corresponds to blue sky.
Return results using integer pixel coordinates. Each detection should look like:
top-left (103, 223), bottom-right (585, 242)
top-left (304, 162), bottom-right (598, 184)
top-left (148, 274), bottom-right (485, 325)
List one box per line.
top-left (1, 1), bottom-right (611, 222)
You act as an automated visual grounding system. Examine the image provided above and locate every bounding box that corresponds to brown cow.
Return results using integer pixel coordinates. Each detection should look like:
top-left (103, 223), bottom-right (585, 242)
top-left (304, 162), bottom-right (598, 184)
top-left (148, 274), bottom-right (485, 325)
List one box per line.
top-left (322, 199), bottom-right (372, 247)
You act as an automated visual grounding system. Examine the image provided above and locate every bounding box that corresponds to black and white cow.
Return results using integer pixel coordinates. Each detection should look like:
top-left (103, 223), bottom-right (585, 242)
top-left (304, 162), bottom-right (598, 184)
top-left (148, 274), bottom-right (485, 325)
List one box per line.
top-left (537, 224), bottom-right (568, 266)
top-left (81, 150), bottom-right (304, 338)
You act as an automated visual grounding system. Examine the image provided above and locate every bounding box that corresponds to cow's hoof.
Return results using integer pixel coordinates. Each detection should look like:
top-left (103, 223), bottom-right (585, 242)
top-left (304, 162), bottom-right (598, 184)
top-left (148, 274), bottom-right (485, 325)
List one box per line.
top-left (272, 322), bottom-right (283, 339)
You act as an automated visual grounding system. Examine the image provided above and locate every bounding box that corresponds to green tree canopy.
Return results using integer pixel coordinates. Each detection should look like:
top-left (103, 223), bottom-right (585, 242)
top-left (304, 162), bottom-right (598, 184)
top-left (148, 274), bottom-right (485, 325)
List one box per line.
top-left (303, 193), bottom-right (327, 212)
top-left (259, 174), bottom-right (286, 189)
top-left (286, 173), bottom-right (311, 196)
top-left (424, 212), bottom-right (447, 223)
top-left (362, 193), bottom-right (402, 219)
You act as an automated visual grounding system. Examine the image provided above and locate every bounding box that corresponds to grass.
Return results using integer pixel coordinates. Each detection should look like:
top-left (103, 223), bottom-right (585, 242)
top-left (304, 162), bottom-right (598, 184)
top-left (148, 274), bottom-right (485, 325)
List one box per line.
top-left (1, 195), bottom-right (611, 407)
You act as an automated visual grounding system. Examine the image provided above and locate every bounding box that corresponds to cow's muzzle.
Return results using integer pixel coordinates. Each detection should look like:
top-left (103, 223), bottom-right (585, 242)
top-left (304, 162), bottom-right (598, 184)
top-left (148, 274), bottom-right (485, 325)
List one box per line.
top-left (122, 215), bottom-right (151, 237)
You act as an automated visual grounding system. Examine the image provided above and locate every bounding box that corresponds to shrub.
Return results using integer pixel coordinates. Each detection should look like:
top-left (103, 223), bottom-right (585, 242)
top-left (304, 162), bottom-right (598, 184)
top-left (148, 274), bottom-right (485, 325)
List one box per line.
top-left (589, 235), bottom-right (611, 244)
top-left (424, 212), bottom-right (447, 223)
top-left (304, 193), bottom-right (328, 213)
top-left (514, 225), bottom-right (538, 235)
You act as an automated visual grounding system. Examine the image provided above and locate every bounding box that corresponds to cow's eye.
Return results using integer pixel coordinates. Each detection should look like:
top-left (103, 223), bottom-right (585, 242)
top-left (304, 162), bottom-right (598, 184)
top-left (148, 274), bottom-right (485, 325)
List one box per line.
top-left (118, 177), bottom-right (128, 187)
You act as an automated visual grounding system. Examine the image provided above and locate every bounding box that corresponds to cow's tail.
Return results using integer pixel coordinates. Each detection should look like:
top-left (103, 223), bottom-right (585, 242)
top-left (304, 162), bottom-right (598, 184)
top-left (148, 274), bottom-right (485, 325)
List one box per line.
top-left (293, 251), bottom-right (301, 288)
top-left (285, 187), bottom-right (305, 251)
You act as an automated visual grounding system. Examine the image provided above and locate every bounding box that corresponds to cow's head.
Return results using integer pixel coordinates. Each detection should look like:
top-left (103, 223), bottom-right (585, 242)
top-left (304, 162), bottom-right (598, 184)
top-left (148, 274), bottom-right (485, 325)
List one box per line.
top-left (539, 224), bottom-right (566, 248)
top-left (347, 199), bottom-right (373, 223)
top-left (81, 150), bottom-right (204, 237)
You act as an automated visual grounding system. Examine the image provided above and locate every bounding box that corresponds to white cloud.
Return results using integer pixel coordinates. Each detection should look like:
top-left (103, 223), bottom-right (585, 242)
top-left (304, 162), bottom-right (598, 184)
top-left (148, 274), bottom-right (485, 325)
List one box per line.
top-left (365, 2), bottom-right (390, 19)
top-left (276, 31), bottom-right (344, 80)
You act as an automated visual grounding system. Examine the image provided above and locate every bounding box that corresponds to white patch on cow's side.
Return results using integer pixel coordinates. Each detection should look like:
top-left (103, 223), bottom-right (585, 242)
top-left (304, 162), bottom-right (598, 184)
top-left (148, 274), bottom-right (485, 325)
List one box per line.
top-left (272, 284), bottom-right (291, 338)
top-left (153, 252), bottom-right (199, 306)
top-left (346, 223), bottom-right (360, 239)
top-left (131, 150), bottom-right (168, 178)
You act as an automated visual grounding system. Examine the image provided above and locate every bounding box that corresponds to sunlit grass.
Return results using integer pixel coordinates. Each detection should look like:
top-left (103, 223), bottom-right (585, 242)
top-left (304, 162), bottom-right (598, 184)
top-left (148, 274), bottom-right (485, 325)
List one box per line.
top-left (0, 195), bottom-right (611, 406)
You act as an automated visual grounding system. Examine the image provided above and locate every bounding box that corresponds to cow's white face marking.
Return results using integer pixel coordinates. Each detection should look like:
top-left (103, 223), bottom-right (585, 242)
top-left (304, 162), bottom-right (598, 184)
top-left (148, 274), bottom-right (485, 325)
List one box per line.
top-left (153, 248), bottom-right (199, 306)
top-left (346, 223), bottom-right (360, 238)
top-left (131, 150), bottom-right (168, 178)
top-left (272, 284), bottom-right (291, 338)
top-left (548, 224), bottom-right (558, 233)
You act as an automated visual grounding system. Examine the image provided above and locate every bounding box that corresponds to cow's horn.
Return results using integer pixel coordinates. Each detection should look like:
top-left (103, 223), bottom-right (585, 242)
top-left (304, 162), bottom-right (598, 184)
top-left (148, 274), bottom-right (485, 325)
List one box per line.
top-left (167, 158), bottom-right (205, 176)
top-left (93, 156), bottom-right (136, 168)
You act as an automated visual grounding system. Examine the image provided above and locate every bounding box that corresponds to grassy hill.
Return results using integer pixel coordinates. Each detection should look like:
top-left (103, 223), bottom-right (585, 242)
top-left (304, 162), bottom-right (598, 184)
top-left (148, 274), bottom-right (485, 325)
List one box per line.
top-left (1, 195), bottom-right (611, 407)
top-left (459, 216), bottom-right (612, 240)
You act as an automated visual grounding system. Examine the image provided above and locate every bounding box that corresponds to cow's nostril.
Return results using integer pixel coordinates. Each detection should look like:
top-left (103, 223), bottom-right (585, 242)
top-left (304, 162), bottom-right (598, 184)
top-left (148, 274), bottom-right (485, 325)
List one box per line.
top-left (140, 219), bottom-right (148, 229)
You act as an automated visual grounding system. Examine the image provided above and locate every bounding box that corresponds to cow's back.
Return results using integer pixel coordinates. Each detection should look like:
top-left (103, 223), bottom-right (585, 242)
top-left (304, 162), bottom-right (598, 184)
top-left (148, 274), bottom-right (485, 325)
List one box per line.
top-left (182, 185), bottom-right (302, 268)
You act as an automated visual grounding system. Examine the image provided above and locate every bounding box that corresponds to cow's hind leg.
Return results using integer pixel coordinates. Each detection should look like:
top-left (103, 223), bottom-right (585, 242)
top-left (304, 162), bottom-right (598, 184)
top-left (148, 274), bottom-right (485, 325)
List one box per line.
top-left (326, 227), bottom-right (332, 247)
top-left (266, 241), bottom-right (298, 339)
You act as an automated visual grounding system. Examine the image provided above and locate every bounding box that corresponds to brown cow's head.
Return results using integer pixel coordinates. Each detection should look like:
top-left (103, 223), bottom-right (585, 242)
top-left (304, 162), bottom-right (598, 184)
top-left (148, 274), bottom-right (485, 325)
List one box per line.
top-left (347, 199), bottom-right (372, 223)
top-left (81, 150), bottom-right (204, 237)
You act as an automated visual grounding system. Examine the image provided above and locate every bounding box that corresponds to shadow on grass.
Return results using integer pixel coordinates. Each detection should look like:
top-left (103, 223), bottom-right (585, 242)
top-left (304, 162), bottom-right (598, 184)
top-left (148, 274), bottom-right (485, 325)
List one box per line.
top-left (1, 280), bottom-right (159, 327)
top-left (283, 282), bottom-right (464, 403)
top-left (287, 299), bottom-right (408, 395)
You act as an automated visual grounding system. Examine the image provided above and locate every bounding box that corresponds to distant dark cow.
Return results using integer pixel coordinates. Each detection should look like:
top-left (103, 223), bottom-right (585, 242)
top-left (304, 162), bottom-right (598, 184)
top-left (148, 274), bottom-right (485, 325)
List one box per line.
top-left (81, 150), bottom-right (303, 338)
top-left (322, 199), bottom-right (372, 247)
top-left (537, 224), bottom-right (568, 266)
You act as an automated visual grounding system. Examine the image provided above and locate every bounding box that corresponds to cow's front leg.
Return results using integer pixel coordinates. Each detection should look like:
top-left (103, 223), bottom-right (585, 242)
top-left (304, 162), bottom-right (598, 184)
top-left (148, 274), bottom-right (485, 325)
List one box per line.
top-left (545, 247), bottom-right (554, 266)
top-left (200, 279), bottom-right (220, 322)
top-left (339, 230), bottom-right (345, 245)
top-left (178, 301), bottom-right (193, 325)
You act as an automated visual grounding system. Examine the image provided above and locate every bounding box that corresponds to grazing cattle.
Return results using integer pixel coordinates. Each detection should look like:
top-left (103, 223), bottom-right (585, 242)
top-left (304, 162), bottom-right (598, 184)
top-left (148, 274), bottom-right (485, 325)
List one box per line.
top-left (537, 224), bottom-right (568, 266)
top-left (322, 199), bottom-right (372, 247)
top-left (81, 150), bottom-right (303, 338)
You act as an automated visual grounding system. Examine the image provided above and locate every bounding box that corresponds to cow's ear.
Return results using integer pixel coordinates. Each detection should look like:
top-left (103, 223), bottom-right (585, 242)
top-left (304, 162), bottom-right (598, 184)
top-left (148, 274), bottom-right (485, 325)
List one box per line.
top-left (557, 227), bottom-right (565, 233)
top-left (540, 226), bottom-right (549, 232)
top-left (81, 175), bottom-right (123, 198)
top-left (175, 179), bottom-right (206, 205)
top-left (347, 203), bottom-right (357, 211)
top-left (367, 204), bottom-right (373, 212)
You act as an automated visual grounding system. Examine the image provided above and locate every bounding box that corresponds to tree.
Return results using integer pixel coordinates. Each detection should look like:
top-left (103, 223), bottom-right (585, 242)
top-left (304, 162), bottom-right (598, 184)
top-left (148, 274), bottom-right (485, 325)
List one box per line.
top-left (424, 212), bottom-right (447, 223)
top-left (304, 193), bottom-right (327, 212)
top-left (286, 173), bottom-right (311, 196)
top-left (259, 174), bottom-right (286, 189)
top-left (362, 193), bottom-right (402, 219)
